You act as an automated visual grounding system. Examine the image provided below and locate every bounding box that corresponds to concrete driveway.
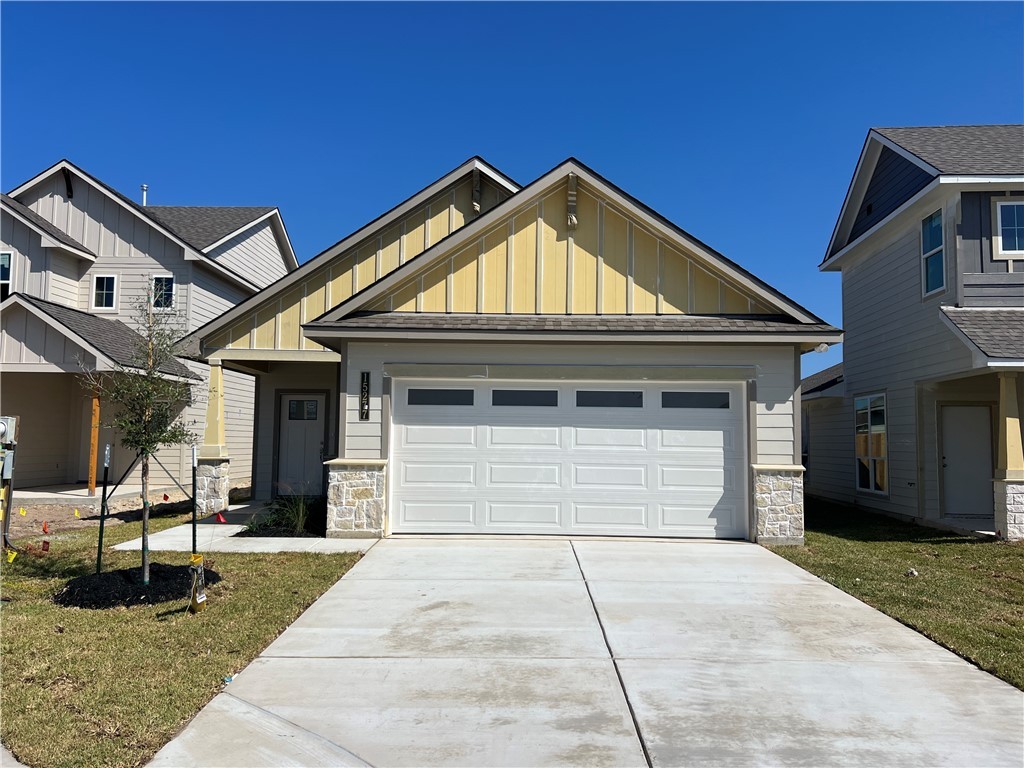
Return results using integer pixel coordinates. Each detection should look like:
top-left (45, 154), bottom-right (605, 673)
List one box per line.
top-left (151, 539), bottom-right (1024, 767)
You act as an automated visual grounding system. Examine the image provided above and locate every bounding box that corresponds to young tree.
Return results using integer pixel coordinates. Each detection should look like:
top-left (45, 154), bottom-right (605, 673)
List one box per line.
top-left (83, 280), bottom-right (196, 585)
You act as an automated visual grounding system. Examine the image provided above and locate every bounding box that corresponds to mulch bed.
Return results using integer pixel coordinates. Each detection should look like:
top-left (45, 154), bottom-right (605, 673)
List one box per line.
top-left (53, 563), bottom-right (222, 610)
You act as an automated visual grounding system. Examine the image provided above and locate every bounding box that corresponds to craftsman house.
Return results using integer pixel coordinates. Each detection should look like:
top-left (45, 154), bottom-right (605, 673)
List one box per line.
top-left (0, 159), bottom-right (296, 500)
top-left (187, 157), bottom-right (840, 543)
top-left (802, 125), bottom-right (1024, 540)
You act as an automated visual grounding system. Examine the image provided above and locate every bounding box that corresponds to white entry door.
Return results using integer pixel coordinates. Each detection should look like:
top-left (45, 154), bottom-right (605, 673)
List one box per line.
top-left (277, 393), bottom-right (326, 495)
top-left (941, 405), bottom-right (993, 517)
top-left (390, 379), bottom-right (747, 538)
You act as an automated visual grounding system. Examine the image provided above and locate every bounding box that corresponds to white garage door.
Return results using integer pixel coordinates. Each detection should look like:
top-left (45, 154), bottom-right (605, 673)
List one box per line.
top-left (390, 379), bottom-right (747, 538)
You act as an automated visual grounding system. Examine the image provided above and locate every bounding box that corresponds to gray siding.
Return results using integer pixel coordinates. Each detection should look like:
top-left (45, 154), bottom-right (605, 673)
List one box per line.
top-left (206, 219), bottom-right (288, 289)
top-left (0, 303), bottom-right (95, 370)
top-left (803, 398), bottom-right (854, 502)
top-left (0, 374), bottom-right (76, 486)
top-left (961, 272), bottom-right (1024, 307)
top-left (1, 212), bottom-right (48, 298)
top-left (833, 194), bottom-right (974, 519)
top-left (188, 264), bottom-right (249, 329)
top-left (223, 367), bottom-right (255, 489)
top-left (848, 147), bottom-right (933, 244)
top-left (48, 251), bottom-right (81, 306)
top-left (959, 191), bottom-right (1024, 274)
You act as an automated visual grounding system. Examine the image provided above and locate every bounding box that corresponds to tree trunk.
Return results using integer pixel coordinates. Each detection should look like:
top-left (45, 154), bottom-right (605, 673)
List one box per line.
top-left (141, 453), bottom-right (150, 585)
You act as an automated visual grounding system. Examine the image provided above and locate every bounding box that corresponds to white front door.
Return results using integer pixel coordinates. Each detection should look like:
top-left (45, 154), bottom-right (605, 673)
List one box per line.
top-left (390, 379), bottom-right (747, 538)
top-left (941, 405), bottom-right (993, 517)
top-left (277, 393), bottom-right (326, 496)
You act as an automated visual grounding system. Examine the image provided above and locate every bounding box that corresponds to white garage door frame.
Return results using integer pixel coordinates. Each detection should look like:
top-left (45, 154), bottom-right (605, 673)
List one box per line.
top-left (387, 377), bottom-right (749, 539)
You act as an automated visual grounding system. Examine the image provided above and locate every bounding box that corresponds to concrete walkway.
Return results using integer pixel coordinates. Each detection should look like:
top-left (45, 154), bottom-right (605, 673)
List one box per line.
top-left (113, 504), bottom-right (376, 554)
top-left (150, 539), bottom-right (1024, 767)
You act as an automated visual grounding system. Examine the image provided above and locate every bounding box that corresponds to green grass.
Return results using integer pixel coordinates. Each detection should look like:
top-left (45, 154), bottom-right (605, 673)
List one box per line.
top-left (1, 512), bottom-right (360, 768)
top-left (769, 500), bottom-right (1024, 690)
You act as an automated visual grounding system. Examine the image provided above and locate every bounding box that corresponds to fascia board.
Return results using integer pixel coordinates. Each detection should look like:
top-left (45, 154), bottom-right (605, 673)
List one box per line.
top-left (319, 160), bottom-right (823, 325)
top-left (871, 132), bottom-right (942, 176)
top-left (824, 133), bottom-right (879, 262)
top-left (186, 156), bottom-right (517, 346)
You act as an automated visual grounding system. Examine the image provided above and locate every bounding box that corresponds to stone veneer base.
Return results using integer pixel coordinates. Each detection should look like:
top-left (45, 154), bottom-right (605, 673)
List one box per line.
top-left (326, 460), bottom-right (387, 538)
top-left (753, 466), bottom-right (805, 546)
top-left (195, 457), bottom-right (230, 516)
top-left (994, 480), bottom-right (1024, 542)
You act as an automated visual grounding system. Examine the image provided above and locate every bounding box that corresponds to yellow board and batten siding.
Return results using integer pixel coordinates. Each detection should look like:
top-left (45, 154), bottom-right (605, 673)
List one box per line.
top-left (205, 176), bottom-right (511, 351)
top-left (368, 179), bottom-right (780, 316)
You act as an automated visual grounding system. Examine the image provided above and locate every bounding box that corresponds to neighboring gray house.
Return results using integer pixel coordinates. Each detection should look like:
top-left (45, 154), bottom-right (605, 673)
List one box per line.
top-left (0, 159), bottom-right (297, 499)
top-left (802, 125), bottom-right (1024, 541)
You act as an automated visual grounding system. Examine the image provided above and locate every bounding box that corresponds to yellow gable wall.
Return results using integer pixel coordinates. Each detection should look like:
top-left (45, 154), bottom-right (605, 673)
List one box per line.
top-left (368, 180), bottom-right (778, 316)
top-left (206, 176), bottom-right (511, 350)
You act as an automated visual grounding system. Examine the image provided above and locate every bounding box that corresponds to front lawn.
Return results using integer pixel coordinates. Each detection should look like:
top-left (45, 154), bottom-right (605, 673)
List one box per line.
top-left (1, 512), bottom-right (360, 768)
top-left (769, 500), bottom-right (1024, 690)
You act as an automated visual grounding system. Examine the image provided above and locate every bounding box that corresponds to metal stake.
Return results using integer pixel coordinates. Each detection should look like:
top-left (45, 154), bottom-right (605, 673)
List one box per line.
top-left (96, 445), bottom-right (111, 574)
top-left (191, 446), bottom-right (198, 555)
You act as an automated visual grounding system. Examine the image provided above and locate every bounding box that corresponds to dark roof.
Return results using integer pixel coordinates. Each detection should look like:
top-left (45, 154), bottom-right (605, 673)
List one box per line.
top-left (800, 362), bottom-right (844, 395)
top-left (1, 193), bottom-right (94, 257)
top-left (14, 294), bottom-right (196, 378)
top-left (306, 311), bottom-right (840, 336)
top-left (942, 308), bottom-right (1024, 359)
top-left (874, 126), bottom-right (1024, 175)
top-left (145, 206), bottom-right (276, 250)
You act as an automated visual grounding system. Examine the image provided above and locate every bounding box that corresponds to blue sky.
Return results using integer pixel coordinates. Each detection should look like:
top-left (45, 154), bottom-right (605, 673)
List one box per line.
top-left (3, 2), bottom-right (1022, 376)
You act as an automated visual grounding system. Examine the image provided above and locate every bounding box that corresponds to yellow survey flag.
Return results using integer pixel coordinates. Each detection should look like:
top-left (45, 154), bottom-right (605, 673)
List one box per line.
top-left (19, 507), bottom-right (26, 516)
top-left (74, 508), bottom-right (80, 518)
top-left (6, 551), bottom-right (16, 563)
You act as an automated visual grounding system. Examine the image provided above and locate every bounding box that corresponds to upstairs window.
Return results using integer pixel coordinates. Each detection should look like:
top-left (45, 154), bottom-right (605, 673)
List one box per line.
top-left (152, 275), bottom-right (175, 310)
top-left (995, 200), bottom-right (1024, 258)
top-left (91, 275), bottom-right (117, 310)
top-left (921, 210), bottom-right (944, 296)
top-left (0, 252), bottom-right (11, 301)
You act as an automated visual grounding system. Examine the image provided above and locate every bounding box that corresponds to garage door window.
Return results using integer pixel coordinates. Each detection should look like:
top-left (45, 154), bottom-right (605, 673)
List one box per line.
top-left (662, 391), bottom-right (730, 409)
top-left (576, 390), bottom-right (643, 408)
top-left (408, 389), bottom-right (474, 406)
top-left (492, 389), bottom-right (558, 407)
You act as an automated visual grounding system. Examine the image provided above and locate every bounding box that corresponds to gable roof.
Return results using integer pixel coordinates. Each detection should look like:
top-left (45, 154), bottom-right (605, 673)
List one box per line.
top-left (0, 193), bottom-right (95, 260)
top-left (940, 307), bottom-right (1024, 360)
top-left (317, 157), bottom-right (826, 326)
top-left (6, 160), bottom-right (282, 291)
top-left (800, 362), bottom-right (844, 395)
top-left (874, 126), bottom-right (1024, 176)
top-left (823, 125), bottom-right (1024, 267)
top-left (184, 156), bottom-right (520, 347)
top-left (4, 294), bottom-right (196, 379)
top-left (145, 206), bottom-right (274, 249)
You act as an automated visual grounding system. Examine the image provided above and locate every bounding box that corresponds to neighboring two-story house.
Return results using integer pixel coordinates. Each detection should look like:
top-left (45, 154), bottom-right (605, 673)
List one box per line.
top-left (0, 159), bottom-right (296, 502)
top-left (802, 125), bottom-right (1024, 541)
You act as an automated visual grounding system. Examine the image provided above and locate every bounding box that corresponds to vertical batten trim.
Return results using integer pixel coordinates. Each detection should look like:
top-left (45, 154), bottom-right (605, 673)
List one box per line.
top-left (656, 241), bottom-right (665, 314)
top-left (535, 201), bottom-right (545, 314)
top-left (415, 275), bottom-right (423, 312)
top-left (448, 191), bottom-right (455, 237)
top-left (375, 236), bottom-right (383, 280)
top-left (399, 221), bottom-right (407, 266)
top-left (687, 261), bottom-right (695, 313)
top-left (325, 266), bottom-right (333, 309)
top-left (596, 200), bottom-right (605, 315)
top-left (719, 281), bottom-right (726, 314)
top-left (423, 206), bottom-right (430, 252)
top-left (476, 238), bottom-right (485, 313)
top-left (626, 221), bottom-right (635, 315)
top-left (445, 257), bottom-right (454, 313)
top-left (506, 219), bottom-right (514, 314)
top-left (275, 297), bottom-right (282, 350)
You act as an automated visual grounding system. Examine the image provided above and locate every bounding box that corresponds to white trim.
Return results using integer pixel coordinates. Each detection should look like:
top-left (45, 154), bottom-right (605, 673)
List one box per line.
top-left (0, 250), bottom-right (12, 301)
top-left (319, 161), bottom-right (821, 325)
top-left (187, 157), bottom-right (519, 346)
top-left (994, 199), bottom-right (1024, 258)
top-left (920, 208), bottom-right (946, 298)
top-left (90, 273), bottom-right (119, 312)
top-left (201, 209), bottom-right (278, 253)
top-left (871, 131), bottom-right (942, 176)
top-left (938, 175), bottom-right (1024, 185)
top-left (152, 274), bottom-right (176, 311)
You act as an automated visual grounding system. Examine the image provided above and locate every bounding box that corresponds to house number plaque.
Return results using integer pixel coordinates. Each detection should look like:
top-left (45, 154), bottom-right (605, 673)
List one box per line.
top-left (359, 372), bottom-right (370, 421)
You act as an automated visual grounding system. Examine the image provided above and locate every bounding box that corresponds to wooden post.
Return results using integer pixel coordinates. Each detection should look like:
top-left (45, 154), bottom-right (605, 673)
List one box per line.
top-left (88, 393), bottom-right (100, 495)
top-left (997, 372), bottom-right (1024, 481)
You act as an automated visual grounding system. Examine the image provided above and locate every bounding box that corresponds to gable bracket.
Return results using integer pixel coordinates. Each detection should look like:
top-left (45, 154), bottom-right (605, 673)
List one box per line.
top-left (472, 169), bottom-right (482, 215)
top-left (567, 173), bottom-right (579, 230)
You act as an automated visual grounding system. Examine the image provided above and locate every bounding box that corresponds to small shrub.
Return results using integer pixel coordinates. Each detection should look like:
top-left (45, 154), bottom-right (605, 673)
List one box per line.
top-left (241, 495), bottom-right (325, 537)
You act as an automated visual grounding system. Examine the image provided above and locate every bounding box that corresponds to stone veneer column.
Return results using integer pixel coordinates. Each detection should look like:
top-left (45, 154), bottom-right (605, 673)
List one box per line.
top-left (994, 481), bottom-right (1024, 542)
top-left (752, 465), bottom-right (805, 545)
top-left (325, 459), bottom-right (387, 538)
top-left (195, 457), bottom-right (230, 516)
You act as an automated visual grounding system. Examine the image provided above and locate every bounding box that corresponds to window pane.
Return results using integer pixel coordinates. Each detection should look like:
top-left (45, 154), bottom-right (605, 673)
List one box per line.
top-left (873, 459), bottom-right (887, 492)
top-left (93, 277), bottom-right (114, 308)
top-left (0, 252), bottom-right (10, 280)
top-left (1001, 203), bottom-right (1019, 227)
top-left (870, 409), bottom-right (885, 429)
top-left (662, 391), bottom-right (730, 409)
top-left (854, 397), bottom-right (870, 412)
top-left (153, 277), bottom-right (174, 309)
top-left (925, 252), bottom-right (944, 293)
top-left (492, 389), bottom-right (558, 407)
top-left (857, 458), bottom-right (871, 489)
top-left (870, 432), bottom-right (886, 458)
top-left (408, 388), bottom-right (474, 406)
top-left (1001, 204), bottom-right (1024, 251)
top-left (922, 210), bottom-right (942, 253)
top-left (576, 390), bottom-right (643, 408)
top-left (288, 399), bottom-right (318, 420)
top-left (855, 433), bottom-right (869, 457)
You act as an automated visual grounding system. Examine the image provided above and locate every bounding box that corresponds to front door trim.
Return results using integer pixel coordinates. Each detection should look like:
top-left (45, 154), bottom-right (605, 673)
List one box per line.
top-left (272, 388), bottom-right (330, 497)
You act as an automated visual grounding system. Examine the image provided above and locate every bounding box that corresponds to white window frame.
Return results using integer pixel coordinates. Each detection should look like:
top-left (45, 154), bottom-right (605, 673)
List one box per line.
top-left (993, 198), bottom-right (1024, 259)
top-left (920, 209), bottom-right (945, 298)
top-left (0, 251), bottom-right (12, 302)
top-left (151, 274), bottom-right (176, 311)
top-left (854, 393), bottom-right (888, 496)
top-left (90, 274), bottom-right (118, 312)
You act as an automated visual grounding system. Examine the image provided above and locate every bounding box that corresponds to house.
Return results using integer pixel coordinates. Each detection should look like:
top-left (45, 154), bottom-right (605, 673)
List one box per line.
top-left (0, 159), bottom-right (296, 503)
top-left (802, 125), bottom-right (1024, 541)
top-left (186, 156), bottom-right (840, 543)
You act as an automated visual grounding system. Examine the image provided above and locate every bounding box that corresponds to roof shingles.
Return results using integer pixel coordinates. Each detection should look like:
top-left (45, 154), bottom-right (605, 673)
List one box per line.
top-left (1, 194), bottom-right (94, 256)
top-left (942, 307), bottom-right (1024, 359)
top-left (875, 125), bottom-right (1024, 176)
top-left (145, 206), bottom-right (275, 250)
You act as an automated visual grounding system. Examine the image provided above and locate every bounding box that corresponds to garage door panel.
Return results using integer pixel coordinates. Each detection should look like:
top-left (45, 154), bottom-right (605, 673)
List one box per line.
top-left (403, 424), bottom-right (477, 447)
top-left (659, 466), bottom-right (733, 490)
top-left (660, 504), bottom-right (742, 535)
top-left (400, 501), bottom-right (476, 525)
top-left (487, 425), bottom-right (561, 449)
top-left (487, 502), bottom-right (562, 527)
top-left (487, 462), bottom-right (561, 488)
top-left (572, 426), bottom-right (647, 449)
top-left (573, 463), bottom-right (647, 489)
top-left (574, 503), bottom-right (648, 528)
top-left (659, 427), bottom-right (734, 451)
top-left (401, 462), bottom-right (477, 488)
